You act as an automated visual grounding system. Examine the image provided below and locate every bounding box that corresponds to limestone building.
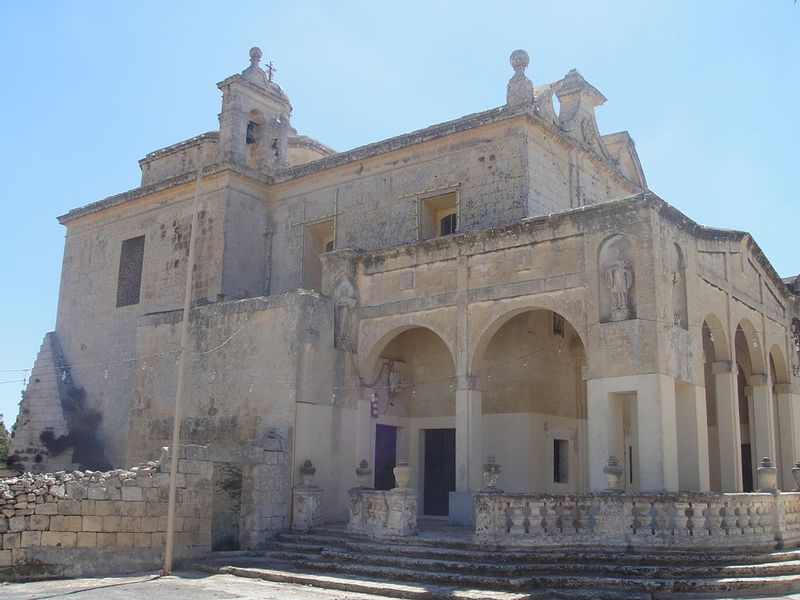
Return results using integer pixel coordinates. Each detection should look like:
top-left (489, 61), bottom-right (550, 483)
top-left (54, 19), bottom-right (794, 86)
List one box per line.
top-left (10, 48), bottom-right (800, 544)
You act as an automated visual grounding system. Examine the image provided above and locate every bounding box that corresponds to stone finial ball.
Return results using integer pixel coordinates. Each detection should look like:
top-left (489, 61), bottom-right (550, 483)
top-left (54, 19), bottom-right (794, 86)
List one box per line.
top-left (249, 47), bottom-right (263, 61)
top-left (509, 49), bottom-right (530, 71)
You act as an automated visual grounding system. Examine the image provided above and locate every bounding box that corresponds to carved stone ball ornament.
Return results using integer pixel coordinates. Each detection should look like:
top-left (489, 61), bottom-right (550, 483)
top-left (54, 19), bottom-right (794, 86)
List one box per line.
top-left (509, 49), bottom-right (530, 73)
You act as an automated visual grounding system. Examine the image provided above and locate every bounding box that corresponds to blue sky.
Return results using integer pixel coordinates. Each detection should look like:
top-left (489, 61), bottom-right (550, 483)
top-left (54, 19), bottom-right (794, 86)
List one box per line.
top-left (0, 1), bottom-right (797, 426)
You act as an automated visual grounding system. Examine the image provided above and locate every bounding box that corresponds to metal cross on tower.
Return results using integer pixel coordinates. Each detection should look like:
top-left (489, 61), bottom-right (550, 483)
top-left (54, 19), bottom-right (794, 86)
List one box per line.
top-left (266, 61), bottom-right (277, 82)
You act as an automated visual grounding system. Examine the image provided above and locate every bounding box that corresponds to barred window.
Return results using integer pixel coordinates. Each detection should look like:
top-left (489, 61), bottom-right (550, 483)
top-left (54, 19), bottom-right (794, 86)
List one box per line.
top-left (116, 235), bottom-right (145, 307)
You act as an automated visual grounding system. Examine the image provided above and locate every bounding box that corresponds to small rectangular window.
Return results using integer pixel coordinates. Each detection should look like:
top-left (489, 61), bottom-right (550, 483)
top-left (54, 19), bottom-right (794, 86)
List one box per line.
top-left (553, 439), bottom-right (569, 484)
top-left (420, 191), bottom-right (457, 240)
top-left (116, 235), bottom-right (145, 307)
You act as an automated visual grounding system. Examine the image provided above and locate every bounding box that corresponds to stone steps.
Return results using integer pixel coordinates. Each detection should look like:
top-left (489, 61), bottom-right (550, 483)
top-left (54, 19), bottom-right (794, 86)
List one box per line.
top-left (277, 529), bottom-right (800, 567)
top-left (197, 528), bottom-right (800, 598)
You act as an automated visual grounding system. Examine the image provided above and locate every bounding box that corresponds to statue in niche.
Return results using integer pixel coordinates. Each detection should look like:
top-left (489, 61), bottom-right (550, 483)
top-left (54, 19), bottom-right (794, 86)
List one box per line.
top-left (604, 249), bottom-right (634, 321)
top-left (333, 276), bottom-right (357, 350)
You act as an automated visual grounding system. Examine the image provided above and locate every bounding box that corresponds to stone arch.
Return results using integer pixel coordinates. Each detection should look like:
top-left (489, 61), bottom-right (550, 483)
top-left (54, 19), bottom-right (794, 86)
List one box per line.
top-left (769, 345), bottom-right (790, 385)
top-left (470, 302), bottom-right (588, 375)
top-left (735, 317), bottom-right (766, 375)
top-left (245, 108), bottom-right (266, 170)
top-left (358, 318), bottom-right (456, 379)
top-left (702, 313), bottom-right (730, 362)
top-left (597, 234), bottom-right (636, 323)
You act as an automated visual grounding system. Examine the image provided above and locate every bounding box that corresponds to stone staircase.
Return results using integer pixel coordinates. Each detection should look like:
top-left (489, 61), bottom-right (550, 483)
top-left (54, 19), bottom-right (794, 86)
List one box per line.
top-left (194, 525), bottom-right (800, 599)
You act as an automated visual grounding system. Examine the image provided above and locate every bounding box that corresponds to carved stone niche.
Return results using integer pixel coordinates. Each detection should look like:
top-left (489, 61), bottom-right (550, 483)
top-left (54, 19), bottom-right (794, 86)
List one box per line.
top-left (598, 235), bottom-right (636, 323)
top-left (320, 249), bottom-right (360, 351)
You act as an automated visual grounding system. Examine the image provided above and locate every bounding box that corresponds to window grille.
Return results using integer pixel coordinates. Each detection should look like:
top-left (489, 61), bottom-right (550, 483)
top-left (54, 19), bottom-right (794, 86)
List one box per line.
top-left (116, 235), bottom-right (145, 307)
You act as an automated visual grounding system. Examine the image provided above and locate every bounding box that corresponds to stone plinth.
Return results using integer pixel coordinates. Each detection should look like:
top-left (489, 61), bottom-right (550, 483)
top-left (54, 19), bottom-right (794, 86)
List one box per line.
top-left (348, 488), bottom-right (417, 538)
top-left (291, 486), bottom-right (323, 532)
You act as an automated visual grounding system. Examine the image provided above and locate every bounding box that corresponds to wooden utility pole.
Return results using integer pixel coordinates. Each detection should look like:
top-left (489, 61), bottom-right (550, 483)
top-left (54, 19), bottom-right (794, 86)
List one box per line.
top-left (162, 150), bottom-right (204, 575)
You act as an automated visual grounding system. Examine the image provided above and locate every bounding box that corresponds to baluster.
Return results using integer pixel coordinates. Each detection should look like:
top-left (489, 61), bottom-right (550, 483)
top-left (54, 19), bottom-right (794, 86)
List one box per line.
top-left (508, 500), bottom-right (527, 535)
top-left (528, 500), bottom-right (545, 535)
top-left (701, 501), bottom-right (718, 536)
top-left (648, 502), bottom-right (660, 535)
top-left (541, 501), bottom-right (556, 534)
top-left (586, 503), bottom-right (598, 534)
top-left (560, 501), bottom-right (574, 534)
top-left (630, 501), bottom-right (643, 535)
top-left (673, 501), bottom-right (690, 536)
top-left (719, 502), bottom-right (732, 535)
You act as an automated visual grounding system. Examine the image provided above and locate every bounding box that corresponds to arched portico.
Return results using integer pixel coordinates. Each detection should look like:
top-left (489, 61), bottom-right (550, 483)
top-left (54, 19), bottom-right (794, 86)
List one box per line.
top-left (471, 308), bottom-right (588, 493)
top-left (357, 323), bottom-right (459, 517)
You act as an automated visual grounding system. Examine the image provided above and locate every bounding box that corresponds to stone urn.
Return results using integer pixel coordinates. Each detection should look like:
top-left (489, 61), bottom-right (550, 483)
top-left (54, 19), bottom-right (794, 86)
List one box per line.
top-left (299, 459), bottom-right (316, 487)
top-left (393, 459), bottom-right (411, 489)
top-left (757, 457), bottom-right (778, 493)
top-left (356, 459), bottom-right (373, 488)
top-left (603, 456), bottom-right (624, 493)
top-left (481, 456), bottom-right (502, 491)
top-left (792, 460), bottom-right (800, 492)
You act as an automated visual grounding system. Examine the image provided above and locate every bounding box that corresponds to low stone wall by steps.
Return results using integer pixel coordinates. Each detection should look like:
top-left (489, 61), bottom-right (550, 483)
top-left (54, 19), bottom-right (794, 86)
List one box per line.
top-left (0, 447), bottom-right (213, 581)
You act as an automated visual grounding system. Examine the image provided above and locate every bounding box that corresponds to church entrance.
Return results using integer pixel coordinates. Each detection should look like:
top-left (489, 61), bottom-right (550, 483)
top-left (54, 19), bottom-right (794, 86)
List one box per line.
top-left (374, 424), bottom-right (397, 490)
top-left (423, 428), bottom-right (455, 516)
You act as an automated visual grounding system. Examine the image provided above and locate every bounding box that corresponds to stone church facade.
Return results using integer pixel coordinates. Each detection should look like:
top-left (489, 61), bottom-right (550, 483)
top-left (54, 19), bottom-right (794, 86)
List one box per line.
top-left (10, 48), bottom-right (800, 545)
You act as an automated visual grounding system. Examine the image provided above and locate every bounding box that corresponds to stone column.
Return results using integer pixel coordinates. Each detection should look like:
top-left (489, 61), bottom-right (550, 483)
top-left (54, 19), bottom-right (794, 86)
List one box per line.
top-left (775, 383), bottom-right (800, 487)
top-left (713, 361), bottom-right (742, 492)
top-left (675, 383), bottom-right (711, 491)
top-left (750, 374), bottom-right (777, 480)
top-left (634, 374), bottom-right (679, 492)
top-left (451, 386), bottom-right (482, 524)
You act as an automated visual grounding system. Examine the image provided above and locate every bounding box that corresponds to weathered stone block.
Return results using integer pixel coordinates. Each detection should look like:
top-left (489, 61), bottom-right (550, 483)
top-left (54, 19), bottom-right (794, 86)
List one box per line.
top-left (121, 487), bottom-right (143, 502)
top-left (50, 515), bottom-right (82, 531)
top-left (119, 517), bottom-right (141, 533)
top-left (21, 531), bottom-right (41, 547)
top-left (34, 502), bottom-right (58, 515)
top-left (3, 533), bottom-right (21, 549)
top-left (82, 515), bottom-right (103, 532)
top-left (8, 516), bottom-right (26, 533)
top-left (116, 532), bottom-right (134, 547)
top-left (140, 516), bottom-right (158, 532)
top-left (80, 500), bottom-right (96, 515)
top-left (29, 514), bottom-right (50, 530)
top-left (41, 531), bottom-right (76, 547)
top-left (96, 532), bottom-right (117, 547)
top-left (0, 549), bottom-right (12, 567)
top-left (76, 532), bottom-right (97, 547)
top-left (102, 516), bottom-right (121, 532)
top-left (126, 502), bottom-right (146, 517)
top-left (146, 502), bottom-right (168, 517)
top-left (95, 500), bottom-right (114, 516)
top-left (87, 487), bottom-right (107, 501)
top-left (134, 532), bottom-right (152, 548)
top-left (58, 500), bottom-right (82, 515)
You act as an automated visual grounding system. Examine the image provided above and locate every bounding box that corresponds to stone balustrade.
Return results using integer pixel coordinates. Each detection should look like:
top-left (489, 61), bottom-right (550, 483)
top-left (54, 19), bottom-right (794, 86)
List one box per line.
top-left (475, 491), bottom-right (800, 551)
top-left (347, 488), bottom-right (417, 538)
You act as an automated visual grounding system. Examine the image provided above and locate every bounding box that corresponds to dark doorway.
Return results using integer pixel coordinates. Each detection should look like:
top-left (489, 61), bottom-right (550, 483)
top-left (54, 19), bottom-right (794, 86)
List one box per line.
top-left (424, 428), bottom-right (456, 516)
top-left (374, 424), bottom-right (397, 490)
top-left (742, 443), bottom-right (753, 492)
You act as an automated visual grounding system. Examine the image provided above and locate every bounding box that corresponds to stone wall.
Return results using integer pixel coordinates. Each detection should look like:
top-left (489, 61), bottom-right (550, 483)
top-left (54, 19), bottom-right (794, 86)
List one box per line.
top-left (0, 447), bottom-right (213, 581)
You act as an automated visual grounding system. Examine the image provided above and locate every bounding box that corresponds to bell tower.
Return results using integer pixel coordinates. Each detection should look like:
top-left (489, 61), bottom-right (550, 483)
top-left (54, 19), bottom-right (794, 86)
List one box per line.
top-left (217, 47), bottom-right (291, 173)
